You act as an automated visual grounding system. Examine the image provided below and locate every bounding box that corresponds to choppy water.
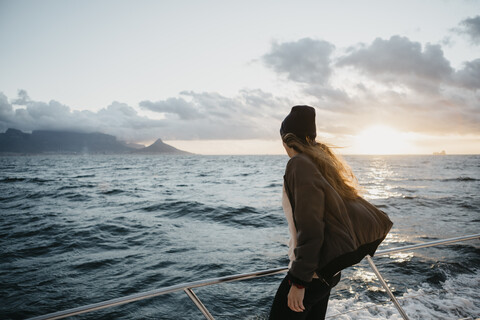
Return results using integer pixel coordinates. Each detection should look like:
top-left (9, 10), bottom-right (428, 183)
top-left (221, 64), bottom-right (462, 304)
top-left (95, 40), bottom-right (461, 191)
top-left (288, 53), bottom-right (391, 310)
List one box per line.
top-left (1, 154), bottom-right (479, 319)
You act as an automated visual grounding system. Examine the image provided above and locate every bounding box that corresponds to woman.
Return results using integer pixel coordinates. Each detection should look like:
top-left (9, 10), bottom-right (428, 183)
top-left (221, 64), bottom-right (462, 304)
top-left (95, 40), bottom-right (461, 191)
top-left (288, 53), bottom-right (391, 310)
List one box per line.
top-left (269, 105), bottom-right (393, 319)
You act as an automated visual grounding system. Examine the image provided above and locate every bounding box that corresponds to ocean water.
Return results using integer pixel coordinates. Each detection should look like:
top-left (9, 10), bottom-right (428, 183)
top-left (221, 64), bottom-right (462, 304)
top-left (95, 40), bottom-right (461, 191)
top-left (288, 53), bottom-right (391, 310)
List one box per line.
top-left (0, 154), bottom-right (479, 320)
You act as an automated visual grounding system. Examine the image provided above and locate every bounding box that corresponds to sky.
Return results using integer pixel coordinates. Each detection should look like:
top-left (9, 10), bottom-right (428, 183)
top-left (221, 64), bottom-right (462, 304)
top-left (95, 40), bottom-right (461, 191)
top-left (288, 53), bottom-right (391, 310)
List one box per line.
top-left (0, 0), bottom-right (479, 155)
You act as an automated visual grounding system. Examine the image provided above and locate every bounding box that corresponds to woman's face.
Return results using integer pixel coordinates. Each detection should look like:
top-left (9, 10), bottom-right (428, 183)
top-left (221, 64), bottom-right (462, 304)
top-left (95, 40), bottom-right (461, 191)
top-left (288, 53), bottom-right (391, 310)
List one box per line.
top-left (283, 142), bottom-right (298, 158)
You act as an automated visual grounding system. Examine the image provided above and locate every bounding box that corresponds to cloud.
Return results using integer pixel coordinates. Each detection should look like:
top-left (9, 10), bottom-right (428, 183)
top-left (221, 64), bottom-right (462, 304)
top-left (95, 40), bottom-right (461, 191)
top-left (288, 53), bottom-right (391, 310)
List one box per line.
top-left (138, 90), bottom-right (291, 139)
top-left (12, 89), bottom-right (30, 105)
top-left (453, 59), bottom-right (480, 90)
top-left (336, 35), bottom-right (480, 92)
top-left (0, 93), bottom-right (14, 120)
top-left (0, 91), bottom-right (166, 142)
top-left (261, 36), bottom-right (480, 137)
top-left (262, 38), bottom-right (349, 104)
top-left (262, 38), bottom-right (335, 85)
top-left (0, 89), bottom-right (292, 142)
top-left (2, 31), bottom-right (479, 146)
top-left (337, 36), bottom-right (453, 92)
top-left (455, 15), bottom-right (480, 45)
top-left (139, 98), bottom-right (203, 120)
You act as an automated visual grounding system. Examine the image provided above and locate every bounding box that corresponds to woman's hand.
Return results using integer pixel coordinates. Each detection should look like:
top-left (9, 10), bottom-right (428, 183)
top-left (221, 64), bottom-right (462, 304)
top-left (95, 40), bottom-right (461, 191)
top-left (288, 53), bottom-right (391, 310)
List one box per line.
top-left (287, 285), bottom-right (305, 312)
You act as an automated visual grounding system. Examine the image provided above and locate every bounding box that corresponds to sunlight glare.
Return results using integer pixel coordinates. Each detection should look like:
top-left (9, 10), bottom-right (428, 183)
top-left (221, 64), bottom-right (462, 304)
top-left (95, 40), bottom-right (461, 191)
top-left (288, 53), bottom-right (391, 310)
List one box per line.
top-left (354, 125), bottom-right (411, 155)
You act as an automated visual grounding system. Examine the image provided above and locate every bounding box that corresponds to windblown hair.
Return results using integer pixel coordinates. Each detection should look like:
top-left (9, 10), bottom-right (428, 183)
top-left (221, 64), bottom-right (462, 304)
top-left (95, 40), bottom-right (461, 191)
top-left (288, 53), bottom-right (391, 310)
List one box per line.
top-left (282, 133), bottom-right (360, 200)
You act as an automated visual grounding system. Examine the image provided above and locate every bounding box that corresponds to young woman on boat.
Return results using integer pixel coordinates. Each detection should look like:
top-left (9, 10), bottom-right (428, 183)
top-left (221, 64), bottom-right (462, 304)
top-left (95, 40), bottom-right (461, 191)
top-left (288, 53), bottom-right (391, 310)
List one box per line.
top-left (269, 105), bottom-right (392, 319)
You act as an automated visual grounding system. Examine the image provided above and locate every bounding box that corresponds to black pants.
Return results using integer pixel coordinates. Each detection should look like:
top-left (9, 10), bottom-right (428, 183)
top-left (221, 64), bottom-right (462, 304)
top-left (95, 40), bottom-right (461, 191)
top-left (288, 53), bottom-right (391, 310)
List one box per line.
top-left (268, 274), bottom-right (339, 320)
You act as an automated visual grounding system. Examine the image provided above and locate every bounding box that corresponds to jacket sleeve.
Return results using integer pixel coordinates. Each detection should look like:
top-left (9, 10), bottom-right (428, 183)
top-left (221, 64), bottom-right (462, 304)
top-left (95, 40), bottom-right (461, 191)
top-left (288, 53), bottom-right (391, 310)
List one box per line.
top-left (285, 155), bottom-right (326, 286)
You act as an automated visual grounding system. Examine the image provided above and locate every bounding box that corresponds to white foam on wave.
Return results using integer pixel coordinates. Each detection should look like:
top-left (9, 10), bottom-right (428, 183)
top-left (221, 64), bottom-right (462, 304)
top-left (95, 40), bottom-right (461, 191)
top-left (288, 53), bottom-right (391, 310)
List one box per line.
top-left (326, 270), bottom-right (480, 319)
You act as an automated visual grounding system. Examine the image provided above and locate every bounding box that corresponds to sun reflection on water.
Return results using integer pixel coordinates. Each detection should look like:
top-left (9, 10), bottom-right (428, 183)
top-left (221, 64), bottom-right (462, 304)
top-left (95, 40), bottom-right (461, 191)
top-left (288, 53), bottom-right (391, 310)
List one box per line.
top-left (364, 184), bottom-right (402, 200)
top-left (389, 252), bottom-right (414, 263)
top-left (350, 269), bottom-right (384, 293)
top-left (362, 160), bottom-right (402, 199)
top-left (352, 269), bottom-right (377, 283)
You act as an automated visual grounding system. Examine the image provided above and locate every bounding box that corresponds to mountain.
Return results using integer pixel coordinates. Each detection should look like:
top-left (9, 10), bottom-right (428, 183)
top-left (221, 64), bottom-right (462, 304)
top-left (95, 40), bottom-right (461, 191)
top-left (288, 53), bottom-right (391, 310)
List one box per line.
top-left (0, 128), bottom-right (131, 154)
top-left (134, 138), bottom-right (191, 155)
top-left (124, 142), bottom-right (146, 150)
top-left (0, 129), bottom-right (190, 155)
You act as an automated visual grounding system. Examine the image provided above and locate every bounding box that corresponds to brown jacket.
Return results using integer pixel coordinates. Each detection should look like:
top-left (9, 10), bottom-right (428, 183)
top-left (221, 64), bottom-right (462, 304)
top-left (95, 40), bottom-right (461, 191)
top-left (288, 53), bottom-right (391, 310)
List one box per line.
top-left (283, 153), bottom-right (393, 286)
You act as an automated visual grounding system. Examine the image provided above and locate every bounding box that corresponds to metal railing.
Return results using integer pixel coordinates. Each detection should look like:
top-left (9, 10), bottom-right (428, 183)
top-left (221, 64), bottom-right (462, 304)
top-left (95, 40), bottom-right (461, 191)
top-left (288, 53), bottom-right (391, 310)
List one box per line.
top-left (27, 234), bottom-right (480, 320)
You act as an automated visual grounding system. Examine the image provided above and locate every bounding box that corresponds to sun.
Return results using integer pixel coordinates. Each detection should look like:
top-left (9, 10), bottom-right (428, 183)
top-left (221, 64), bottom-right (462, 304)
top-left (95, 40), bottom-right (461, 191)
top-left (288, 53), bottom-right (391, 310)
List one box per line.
top-left (353, 125), bottom-right (411, 155)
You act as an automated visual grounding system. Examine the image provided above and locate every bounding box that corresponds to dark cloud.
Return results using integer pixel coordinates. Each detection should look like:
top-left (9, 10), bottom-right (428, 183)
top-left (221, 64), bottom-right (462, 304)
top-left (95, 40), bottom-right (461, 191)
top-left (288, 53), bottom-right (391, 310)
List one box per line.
top-left (138, 90), bottom-right (291, 139)
top-left (453, 59), bottom-right (480, 90)
top-left (336, 35), bottom-right (480, 92)
top-left (0, 93), bottom-right (14, 120)
top-left (0, 89), bottom-right (292, 142)
top-left (263, 38), bottom-right (335, 85)
top-left (262, 38), bottom-right (350, 103)
top-left (337, 36), bottom-right (453, 92)
top-left (456, 16), bottom-right (480, 45)
top-left (0, 91), bottom-right (166, 142)
top-left (262, 36), bottom-right (480, 137)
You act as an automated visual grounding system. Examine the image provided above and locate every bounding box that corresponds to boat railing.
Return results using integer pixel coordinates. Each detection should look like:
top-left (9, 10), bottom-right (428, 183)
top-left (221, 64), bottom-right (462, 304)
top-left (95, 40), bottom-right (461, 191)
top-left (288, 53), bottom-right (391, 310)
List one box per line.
top-left (27, 234), bottom-right (480, 320)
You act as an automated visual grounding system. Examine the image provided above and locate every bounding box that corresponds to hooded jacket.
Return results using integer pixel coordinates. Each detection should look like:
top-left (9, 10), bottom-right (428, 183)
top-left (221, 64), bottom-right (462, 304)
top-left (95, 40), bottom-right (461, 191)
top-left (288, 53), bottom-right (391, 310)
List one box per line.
top-left (283, 153), bottom-right (393, 286)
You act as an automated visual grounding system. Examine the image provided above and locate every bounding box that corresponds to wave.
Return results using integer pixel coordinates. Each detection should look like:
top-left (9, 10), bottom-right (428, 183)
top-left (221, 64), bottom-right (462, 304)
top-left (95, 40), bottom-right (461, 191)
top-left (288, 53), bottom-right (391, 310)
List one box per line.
top-left (72, 258), bottom-right (120, 271)
top-left (142, 200), bottom-right (283, 228)
top-left (442, 177), bottom-right (478, 182)
top-left (327, 269), bottom-right (480, 319)
top-left (100, 189), bottom-right (125, 195)
top-left (51, 192), bottom-right (92, 202)
top-left (267, 183), bottom-right (283, 188)
top-left (0, 177), bottom-right (53, 184)
top-left (97, 222), bottom-right (131, 236)
top-left (74, 174), bottom-right (96, 178)
top-left (381, 176), bottom-right (479, 183)
top-left (383, 194), bottom-right (480, 211)
top-left (22, 191), bottom-right (58, 200)
top-left (0, 177), bottom-right (26, 183)
top-left (57, 184), bottom-right (96, 190)
top-left (1, 154), bottom-right (478, 320)
top-left (235, 172), bottom-right (253, 177)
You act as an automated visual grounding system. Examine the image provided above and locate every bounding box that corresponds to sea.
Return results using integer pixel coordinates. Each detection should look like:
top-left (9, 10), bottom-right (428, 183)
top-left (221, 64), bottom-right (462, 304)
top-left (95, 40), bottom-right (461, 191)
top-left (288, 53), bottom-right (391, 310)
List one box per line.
top-left (0, 154), bottom-right (479, 320)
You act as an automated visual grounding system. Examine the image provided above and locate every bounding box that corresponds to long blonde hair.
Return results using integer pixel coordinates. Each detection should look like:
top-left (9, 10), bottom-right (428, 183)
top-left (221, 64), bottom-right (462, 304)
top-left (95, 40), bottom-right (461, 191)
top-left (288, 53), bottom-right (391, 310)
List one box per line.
top-left (282, 133), bottom-right (360, 200)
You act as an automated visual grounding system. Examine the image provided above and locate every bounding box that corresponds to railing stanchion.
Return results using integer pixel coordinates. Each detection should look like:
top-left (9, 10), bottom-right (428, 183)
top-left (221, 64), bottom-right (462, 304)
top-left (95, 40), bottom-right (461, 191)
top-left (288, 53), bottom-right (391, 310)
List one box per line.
top-left (184, 288), bottom-right (215, 320)
top-left (366, 256), bottom-right (410, 320)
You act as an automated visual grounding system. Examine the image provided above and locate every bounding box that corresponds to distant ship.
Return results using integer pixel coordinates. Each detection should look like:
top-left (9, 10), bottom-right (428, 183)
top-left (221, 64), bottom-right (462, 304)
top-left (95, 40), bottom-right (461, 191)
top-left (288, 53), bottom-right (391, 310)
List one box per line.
top-left (433, 150), bottom-right (446, 155)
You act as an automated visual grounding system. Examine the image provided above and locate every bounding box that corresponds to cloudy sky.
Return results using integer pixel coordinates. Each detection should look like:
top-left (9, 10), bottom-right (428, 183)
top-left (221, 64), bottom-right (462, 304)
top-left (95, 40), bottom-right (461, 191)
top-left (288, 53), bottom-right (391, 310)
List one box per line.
top-left (0, 0), bottom-right (479, 154)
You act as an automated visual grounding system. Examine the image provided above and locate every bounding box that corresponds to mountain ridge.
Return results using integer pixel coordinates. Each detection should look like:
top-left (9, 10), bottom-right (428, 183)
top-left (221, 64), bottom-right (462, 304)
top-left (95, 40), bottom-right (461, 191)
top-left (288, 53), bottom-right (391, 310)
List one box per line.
top-left (0, 128), bottom-right (191, 155)
top-left (133, 138), bottom-right (190, 154)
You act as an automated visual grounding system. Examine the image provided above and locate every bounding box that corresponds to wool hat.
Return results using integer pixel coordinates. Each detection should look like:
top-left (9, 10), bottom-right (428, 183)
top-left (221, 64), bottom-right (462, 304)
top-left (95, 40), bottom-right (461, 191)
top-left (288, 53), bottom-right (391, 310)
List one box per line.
top-left (280, 105), bottom-right (317, 141)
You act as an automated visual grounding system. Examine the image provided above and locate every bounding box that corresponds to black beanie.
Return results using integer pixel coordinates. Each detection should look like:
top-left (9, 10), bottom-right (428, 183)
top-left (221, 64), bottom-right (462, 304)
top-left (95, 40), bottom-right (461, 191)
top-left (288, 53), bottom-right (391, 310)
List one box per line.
top-left (280, 105), bottom-right (316, 141)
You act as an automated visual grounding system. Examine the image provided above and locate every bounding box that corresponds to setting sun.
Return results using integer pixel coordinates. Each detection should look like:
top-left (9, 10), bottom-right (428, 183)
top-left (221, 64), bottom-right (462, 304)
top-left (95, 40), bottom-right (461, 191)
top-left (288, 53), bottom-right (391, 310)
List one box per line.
top-left (352, 125), bottom-right (413, 155)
